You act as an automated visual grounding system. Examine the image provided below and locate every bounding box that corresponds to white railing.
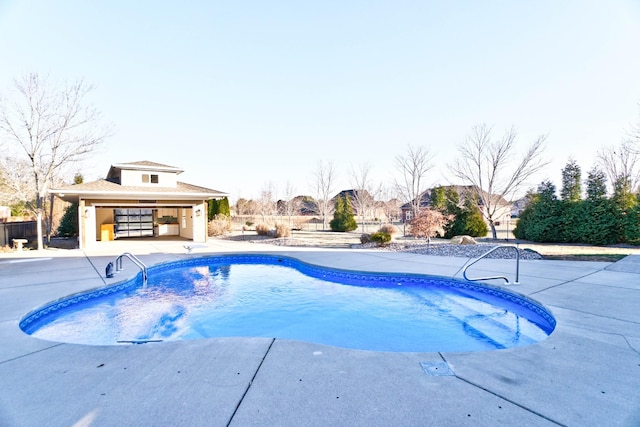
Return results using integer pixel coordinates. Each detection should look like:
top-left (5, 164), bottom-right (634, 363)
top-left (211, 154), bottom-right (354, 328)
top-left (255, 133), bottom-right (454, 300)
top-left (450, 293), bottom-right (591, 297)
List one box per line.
top-left (462, 245), bottom-right (520, 284)
top-left (115, 252), bottom-right (148, 286)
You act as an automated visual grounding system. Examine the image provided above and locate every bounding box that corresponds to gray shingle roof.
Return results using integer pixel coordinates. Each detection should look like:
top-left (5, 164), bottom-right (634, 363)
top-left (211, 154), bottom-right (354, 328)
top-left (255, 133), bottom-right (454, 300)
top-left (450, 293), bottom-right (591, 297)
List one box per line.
top-left (50, 179), bottom-right (227, 202)
top-left (116, 160), bottom-right (179, 169)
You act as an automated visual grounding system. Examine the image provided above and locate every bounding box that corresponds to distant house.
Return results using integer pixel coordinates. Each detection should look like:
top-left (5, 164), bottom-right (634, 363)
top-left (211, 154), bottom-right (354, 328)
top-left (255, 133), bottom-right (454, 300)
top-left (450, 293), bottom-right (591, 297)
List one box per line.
top-left (510, 197), bottom-right (530, 218)
top-left (331, 189), bottom-right (396, 221)
top-left (333, 189), bottom-right (374, 216)
top-left (399, 192), bottom-right (432, 223)
top-left (399, 185), bottom-right (512, 226)
top-left (276, 196), bottom-right (318, 216)
top-left (49, 161), bottom-right (227, 249)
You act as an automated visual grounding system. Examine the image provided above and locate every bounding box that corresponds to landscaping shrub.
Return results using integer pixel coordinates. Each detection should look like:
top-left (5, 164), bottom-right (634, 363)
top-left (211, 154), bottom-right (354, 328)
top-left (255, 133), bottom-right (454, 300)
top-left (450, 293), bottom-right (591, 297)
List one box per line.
top-left (274, 223), bottom-right (291, 238)
top-left (360, 233), bottom-right (371, 244)
top-left (409, 209), bottom-right (451, 239)
top-left (207, 214), bottom-right (231, 236)
top-left (330, 195), bottom-right (357, 232)
top-left (57, 202), bottom-right (79, 237)
top-left (514, 179), bottom-right (640, 245)
top-left (255, 223), bottom-right (270, 236)
top-left (378, 224), bottom-right (398, 236)
top-left (208, 199), bottom-right (219, 221)
top-left (370, 231), bottom-right (391, 246)
top-left (208, 197), bottom-right (231, 221)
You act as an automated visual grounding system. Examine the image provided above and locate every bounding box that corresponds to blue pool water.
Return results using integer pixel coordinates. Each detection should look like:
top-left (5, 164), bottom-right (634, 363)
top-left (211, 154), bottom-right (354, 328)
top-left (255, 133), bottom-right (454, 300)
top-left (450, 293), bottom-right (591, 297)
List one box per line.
top-left (20, 254), bottom-right (555, 352)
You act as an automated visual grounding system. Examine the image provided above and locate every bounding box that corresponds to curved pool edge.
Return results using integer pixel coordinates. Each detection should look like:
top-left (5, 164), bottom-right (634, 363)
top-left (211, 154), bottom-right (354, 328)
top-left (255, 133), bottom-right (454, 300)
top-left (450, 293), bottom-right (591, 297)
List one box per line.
top-left (19, 252), bottom-right (557, 348)
top-left (4, 245), bottom-right (638, 426)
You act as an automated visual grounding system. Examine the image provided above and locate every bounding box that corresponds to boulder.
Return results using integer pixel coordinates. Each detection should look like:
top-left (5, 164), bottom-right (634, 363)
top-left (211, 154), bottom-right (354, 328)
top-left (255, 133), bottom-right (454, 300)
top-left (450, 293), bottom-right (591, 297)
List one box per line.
top-left (450, 235), bottom-right (477, 245)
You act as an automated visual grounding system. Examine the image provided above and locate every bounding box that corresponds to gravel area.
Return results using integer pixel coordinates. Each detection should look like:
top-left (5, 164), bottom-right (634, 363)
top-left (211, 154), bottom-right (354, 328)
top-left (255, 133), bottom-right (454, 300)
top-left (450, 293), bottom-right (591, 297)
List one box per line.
top-left (379, 242), bottom-right (543, 259)
top-left (241, 235), bottom-right (543, 260)
top-left (220, 229), bottom-right (640, 260)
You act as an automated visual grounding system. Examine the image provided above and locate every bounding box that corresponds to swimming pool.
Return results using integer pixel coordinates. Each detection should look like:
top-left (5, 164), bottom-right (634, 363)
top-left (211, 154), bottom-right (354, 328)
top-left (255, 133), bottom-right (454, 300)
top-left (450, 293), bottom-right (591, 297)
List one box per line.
top-left (20, 254), bottom-right (555, 352)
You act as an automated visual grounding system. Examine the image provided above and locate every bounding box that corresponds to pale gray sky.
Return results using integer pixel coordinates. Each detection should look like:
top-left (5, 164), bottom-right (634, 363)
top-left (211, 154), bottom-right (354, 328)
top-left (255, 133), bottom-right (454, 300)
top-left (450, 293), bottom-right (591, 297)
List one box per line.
top-left (1, 1), bottom-right (639, 201)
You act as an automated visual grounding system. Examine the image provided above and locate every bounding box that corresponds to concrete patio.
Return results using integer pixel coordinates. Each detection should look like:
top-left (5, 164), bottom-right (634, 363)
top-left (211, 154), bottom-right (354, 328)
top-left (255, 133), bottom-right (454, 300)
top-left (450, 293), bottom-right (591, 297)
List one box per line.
top-left (1, 239), bottom-right (639, 426)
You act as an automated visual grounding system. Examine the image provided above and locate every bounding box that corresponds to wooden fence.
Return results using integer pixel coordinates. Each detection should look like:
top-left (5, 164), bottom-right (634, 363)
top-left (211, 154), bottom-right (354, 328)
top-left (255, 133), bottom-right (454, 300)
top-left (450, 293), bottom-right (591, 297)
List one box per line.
top-left (0, 221), bottom-right (38, 247)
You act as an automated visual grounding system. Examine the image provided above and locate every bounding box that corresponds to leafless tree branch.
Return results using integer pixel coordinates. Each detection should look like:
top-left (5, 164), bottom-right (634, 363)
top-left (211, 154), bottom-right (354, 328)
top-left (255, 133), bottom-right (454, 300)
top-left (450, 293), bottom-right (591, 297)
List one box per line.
top-left (0, 73), bottom-right (113, 249)
top-left (451, 124), bottom-right (548, 239)
top-left (350, 162), bottom-right (377, 232)
top-left (596, 139), bottom-right (640, 193)
top-left (312, 160), bottom-right (337, 230)
top-left (394, 145), bottom-right (435, 217)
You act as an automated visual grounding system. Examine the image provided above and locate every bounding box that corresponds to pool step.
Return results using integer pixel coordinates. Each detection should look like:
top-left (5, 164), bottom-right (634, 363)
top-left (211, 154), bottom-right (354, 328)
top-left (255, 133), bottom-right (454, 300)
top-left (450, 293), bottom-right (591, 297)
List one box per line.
top-left (408, 288), bottom-right (544, 349)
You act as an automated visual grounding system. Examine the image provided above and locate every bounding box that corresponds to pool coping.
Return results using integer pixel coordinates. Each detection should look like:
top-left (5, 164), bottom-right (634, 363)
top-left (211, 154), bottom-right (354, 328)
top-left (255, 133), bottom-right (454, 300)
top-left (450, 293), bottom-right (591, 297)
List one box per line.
top-left (1, 239), bottom-right (639, 426)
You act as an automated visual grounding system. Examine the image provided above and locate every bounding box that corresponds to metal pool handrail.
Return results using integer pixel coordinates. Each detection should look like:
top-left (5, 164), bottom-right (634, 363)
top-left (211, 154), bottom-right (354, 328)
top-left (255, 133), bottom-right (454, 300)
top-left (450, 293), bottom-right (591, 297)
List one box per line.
top-left (462, 245), bottom-right (520, 284)
top-left (115, 252), bottom-right (148, 286)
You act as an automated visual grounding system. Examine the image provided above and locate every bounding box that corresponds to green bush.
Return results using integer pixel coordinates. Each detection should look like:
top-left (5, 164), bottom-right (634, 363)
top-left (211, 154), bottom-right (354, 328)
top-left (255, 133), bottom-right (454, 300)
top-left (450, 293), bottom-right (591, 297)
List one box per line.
top-left (208, 197), bottom-right (231, 220)
top-left (462, 208), bottom-right (488, 237)
top-left (330, 195), bottom-right (357, 232)
top-left (208, 199), bottom-right (219, 221)
top-left (370, 231), bottom-right (391, 246)
top-left (57, 202), bottom-right (79, 237)
top-left (513, 179), bottom-right (640, 245)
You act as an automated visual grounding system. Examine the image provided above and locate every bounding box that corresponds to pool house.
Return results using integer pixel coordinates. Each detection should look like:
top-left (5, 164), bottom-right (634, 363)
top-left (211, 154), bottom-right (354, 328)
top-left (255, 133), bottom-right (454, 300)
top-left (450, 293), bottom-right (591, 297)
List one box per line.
top-left (49, 161), bottom-right (227, 249)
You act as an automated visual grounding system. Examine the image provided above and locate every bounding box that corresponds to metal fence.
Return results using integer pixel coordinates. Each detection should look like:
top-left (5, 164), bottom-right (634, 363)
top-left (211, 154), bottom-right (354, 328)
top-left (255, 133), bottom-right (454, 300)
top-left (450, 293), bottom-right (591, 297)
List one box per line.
top-left (0, 221), bottom-right (38, 247)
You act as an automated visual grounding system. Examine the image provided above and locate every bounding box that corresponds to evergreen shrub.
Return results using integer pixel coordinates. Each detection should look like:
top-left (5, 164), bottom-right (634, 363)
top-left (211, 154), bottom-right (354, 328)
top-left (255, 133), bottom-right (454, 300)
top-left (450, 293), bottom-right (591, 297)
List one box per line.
top-left (370, 231), bottom-right (391, 246)
top-left (57, 202), bottom-right (79, 237)
top-left (330, 195), bottom-right (357, 232)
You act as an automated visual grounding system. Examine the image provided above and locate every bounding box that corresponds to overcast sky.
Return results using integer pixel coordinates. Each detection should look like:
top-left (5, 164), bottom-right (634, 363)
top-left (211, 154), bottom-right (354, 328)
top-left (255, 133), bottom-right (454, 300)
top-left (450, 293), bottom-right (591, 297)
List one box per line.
top-left (1, 1), bottom-right (639, 202)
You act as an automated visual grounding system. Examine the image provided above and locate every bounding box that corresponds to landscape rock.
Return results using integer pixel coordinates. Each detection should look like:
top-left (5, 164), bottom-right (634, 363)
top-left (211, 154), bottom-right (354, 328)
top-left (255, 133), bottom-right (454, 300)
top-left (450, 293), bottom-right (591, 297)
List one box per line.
top-left (450, 235), bottom-right (477, 245)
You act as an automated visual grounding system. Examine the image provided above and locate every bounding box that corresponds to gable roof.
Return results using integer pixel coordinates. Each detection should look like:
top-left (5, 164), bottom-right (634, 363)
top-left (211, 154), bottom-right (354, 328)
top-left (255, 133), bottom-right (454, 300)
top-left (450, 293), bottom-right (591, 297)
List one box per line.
top-left (50, 160), bottom-right (227, 202)
top-left (333, 189), bottom-right (373, 201)
top-left (50, 179), bottom-right (227, 203)
top-left (107, 161), bottom-right (184, 179)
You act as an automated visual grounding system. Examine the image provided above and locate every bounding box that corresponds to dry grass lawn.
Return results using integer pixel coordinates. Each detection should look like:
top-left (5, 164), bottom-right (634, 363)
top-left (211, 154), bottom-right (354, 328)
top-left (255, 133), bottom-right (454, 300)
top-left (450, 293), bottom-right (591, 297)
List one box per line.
top-left (224, 228), bottom-right (640, 261)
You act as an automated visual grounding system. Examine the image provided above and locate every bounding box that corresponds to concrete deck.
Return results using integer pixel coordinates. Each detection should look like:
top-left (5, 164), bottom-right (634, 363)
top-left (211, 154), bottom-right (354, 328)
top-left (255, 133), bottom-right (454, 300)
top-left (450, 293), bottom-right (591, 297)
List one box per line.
top-left (1, 239), bottom-right (639, 426)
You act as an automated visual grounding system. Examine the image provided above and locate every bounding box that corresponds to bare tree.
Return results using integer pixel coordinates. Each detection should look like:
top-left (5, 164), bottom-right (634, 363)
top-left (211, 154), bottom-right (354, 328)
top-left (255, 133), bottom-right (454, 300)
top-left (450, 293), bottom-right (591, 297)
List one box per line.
top-left (257, 182), bottom-right (276, 222)
top-left (596, 139), bottom-right (640, 193)
top-left (349, 162), bottom-right (377, 232)
top-left (626, 106), bottom-right (640, 147)
top-left (0, 156), bottom-right (33, 207)
top-left (451, 124), bottom-right (548, 239)
top-left (0, 73), bottom-right (111, 249)
top-left (378, 185), bottom-right (402, 223)
top-left (312, 160), bottom-right (337, 230)
top-left (236, 198), bottom-right (259, 217)
top-left (394, 145), bottom-right (435, 219)
top-left (281, 180), bottom-right (300, 227)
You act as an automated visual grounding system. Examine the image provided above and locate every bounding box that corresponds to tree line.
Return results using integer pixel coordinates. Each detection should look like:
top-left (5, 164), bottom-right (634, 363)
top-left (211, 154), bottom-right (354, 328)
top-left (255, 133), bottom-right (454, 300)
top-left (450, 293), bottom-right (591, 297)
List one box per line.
top-left (514, 159), bottom-right (640, 245)
top-left (2, 71), bottom-right (638, 248)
